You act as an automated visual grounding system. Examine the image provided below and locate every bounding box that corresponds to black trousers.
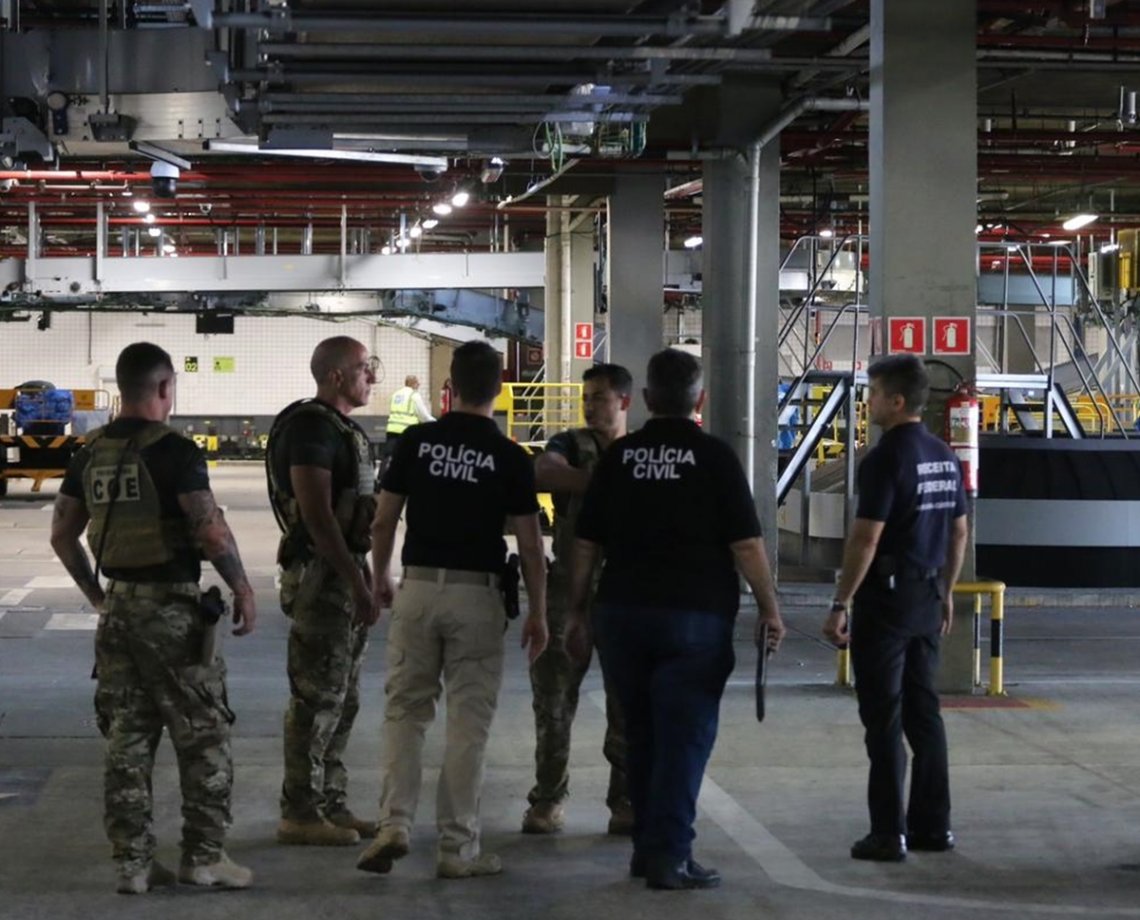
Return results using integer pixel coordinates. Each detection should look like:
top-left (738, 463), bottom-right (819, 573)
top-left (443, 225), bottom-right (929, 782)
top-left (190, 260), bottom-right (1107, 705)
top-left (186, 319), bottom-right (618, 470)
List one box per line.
top-left (851, 580), bottom-right (951, 837)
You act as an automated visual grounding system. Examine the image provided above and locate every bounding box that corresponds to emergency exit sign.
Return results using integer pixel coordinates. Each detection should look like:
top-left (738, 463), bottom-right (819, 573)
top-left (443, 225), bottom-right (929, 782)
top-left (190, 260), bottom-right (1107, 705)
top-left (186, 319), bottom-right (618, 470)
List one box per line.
top-left (887, 317), bottom-right (927, 355)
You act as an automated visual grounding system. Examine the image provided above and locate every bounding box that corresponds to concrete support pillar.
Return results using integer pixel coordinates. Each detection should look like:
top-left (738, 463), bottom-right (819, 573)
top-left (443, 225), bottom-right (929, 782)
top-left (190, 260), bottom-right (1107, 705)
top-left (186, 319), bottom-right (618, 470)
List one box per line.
top-left (544, 196), bottom-right (596, 384)
top-left (607, 175), bottom-right (665, 427)
top-left (870, 0), bottom-right (977, 692)
top-left (702, 150), bottom-right (781, 568)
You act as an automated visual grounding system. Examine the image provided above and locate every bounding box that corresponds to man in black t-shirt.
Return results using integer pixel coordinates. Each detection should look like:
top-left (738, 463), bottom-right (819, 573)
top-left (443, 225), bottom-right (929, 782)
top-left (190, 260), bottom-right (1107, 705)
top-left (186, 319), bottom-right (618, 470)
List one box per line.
top-left (822, 355), bottom-right (968, 863)
top-left (268, 336), bottom-right (381, 848)
top-left (566, 349), bottom-right (786, 891)
top-left (51, 342), bottom-right (256, 893)
top-left (357, 340), bottom-right (548, 880)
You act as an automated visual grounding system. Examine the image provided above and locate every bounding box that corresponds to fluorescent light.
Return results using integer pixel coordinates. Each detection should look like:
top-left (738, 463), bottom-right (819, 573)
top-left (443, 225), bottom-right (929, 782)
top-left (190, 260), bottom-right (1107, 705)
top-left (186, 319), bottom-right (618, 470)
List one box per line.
top-left (422, 218), bottom-right (439, 230)
top-left (132, 200), bottom-right (150, 213)
top-left (408, 225), bottom-right (423, 239)
top-left (143, 213), bottom-right (156, 224)
top-left (1047, 239), bottom-right (1071, 246)
top-left (204, 138), bottom-right (448, 170)
top-left (683, 235), bottom-right (703, 249)
top-left (1061, 213), bottom-right (1098, 231)
top-left (818, 228), bottom-right (834, 239)
top-left (147, 227), bottom-right (162, 238)
top-left (432, 202), bottom-right (453, 216)
top-left (451, 190), bottom-right (471, 208)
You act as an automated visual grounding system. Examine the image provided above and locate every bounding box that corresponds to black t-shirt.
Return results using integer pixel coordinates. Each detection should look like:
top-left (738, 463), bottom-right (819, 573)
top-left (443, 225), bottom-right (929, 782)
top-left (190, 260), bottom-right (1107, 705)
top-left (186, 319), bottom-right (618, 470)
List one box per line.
top-left (270, 400), bottom-right (359, 500)
top-left (576, 417), bottom-right (762, 616)
top-left (381, 412), bottom-right (539, 573)
top-left (60, 417), bottom-right (209, 582)
top-left (856, 421), bottom-right (968, 572)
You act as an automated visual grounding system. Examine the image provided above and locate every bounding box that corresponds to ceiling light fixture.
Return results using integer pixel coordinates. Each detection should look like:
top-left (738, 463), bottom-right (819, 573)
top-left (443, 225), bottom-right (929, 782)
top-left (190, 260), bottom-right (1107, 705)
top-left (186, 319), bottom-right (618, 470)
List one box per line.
top-left (147, 226), bottom-right (161, 238)
top-left (380, 245), bottom-right (393, 256)
top-left (451, 190), bottom-right (471, 208)
top-left (132, 200), bottom-right (150, 213)
top-left (683, 235), bottom-right (703, 249)
top-left (144, 213), bottom-right (157, 224)
top-left (408, 225), bottom-right (423, 239)
top-left (395, 236), bottom-right (411, 249)
top-left (818, 228), bottom-right (834, 239)
top-left (203, 138), bottom-right (448, 171)
top-left (975, 224), bottom-right (984, 234)
top-left (432, 202), bottom-right (453, 216)
top-left (422, 218), bottom-right (439, 230)
top-left (1061, 213), bottom-right (1098, 231)
top-left (1100, 242), bottom-right (1120, 254)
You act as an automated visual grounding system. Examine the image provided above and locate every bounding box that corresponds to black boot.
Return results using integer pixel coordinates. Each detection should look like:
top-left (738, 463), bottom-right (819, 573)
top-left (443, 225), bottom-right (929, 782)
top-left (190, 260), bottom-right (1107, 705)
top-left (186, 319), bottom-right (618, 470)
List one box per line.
top-left (850, 833), bottom-right (907, 862)
top-left (644, 856), bottom-right (721, 890)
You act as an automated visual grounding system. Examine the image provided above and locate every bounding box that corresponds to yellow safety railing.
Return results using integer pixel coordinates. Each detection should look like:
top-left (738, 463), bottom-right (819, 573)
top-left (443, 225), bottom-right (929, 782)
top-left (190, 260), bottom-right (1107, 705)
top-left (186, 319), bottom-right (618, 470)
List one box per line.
top-left (833, 579), bottom-right (1007, 696)
top-left (497, 382), bottom-right (584, 444)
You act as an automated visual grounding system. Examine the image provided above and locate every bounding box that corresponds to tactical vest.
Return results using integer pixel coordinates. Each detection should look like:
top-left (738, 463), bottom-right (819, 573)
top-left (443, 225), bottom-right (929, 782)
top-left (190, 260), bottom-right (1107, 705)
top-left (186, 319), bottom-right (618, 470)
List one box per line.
top-left (82, 422), bottom-right (196, 570)
top-left (386, 387), bottom-right (419, 435)
top-left (551, 427), bottom-right (603, 567)
top-left (266, 399), bottom-right (377, 557)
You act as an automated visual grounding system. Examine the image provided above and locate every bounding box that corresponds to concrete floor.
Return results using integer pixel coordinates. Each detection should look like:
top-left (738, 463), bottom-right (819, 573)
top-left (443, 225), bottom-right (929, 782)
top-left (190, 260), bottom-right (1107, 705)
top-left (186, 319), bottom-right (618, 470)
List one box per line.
top-left (4, 464), bottom-right (1140, 919)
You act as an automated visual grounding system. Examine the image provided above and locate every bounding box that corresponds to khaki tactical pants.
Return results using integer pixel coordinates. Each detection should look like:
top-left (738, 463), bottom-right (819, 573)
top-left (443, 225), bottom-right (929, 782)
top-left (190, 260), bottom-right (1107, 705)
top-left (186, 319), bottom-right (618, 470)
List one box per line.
top-left (95, 581), bottom-right (234, 875)
top-left (378, 571), bottom-right (505, 858)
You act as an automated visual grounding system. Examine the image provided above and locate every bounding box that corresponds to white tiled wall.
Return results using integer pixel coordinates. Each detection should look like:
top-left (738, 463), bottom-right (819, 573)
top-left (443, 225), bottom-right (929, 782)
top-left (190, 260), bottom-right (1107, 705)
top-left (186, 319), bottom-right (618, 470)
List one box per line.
top-left (0, 312), bottom-right (432, 416)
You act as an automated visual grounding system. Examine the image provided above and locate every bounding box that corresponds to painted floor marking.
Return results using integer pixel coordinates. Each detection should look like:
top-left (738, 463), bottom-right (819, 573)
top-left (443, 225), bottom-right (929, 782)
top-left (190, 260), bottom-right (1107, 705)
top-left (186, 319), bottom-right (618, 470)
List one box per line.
top-left (588, 691), bottom-right (1140, 916)
top-left (44, 613), bottom-right (98, 630)
top-left (0, 589), bottom-right (31, 606)
top-left (24, 576), bottom-right (76, 589)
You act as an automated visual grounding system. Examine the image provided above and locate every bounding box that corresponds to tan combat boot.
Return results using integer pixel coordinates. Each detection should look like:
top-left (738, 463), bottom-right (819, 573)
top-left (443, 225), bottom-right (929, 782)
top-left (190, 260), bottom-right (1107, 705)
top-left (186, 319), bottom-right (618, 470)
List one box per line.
top-left (178, 852), bottom-right (253, 889)
top-left (437, 851), bottom-right (503, 879)
top-left (276, 816), bottom-right (360, 846)
top-left (116, 860), bottom-right (177, 895)
top-left (521, 801), bottom-right (565, 834)
top-left (328, 809), bottom-right (379, 838)
top-left (356, 825), bottom-right (411, 874)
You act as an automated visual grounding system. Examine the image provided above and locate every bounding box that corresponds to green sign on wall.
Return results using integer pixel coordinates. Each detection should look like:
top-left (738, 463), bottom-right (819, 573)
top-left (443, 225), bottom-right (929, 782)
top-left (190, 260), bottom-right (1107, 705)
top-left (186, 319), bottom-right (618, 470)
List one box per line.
top-left (213, 357), bottom-right (235, 373)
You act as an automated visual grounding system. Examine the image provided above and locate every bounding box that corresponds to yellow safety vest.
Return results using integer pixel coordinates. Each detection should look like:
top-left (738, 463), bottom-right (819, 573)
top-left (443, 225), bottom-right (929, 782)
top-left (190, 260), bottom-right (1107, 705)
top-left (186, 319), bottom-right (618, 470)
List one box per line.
top-left (386, 386), bottom-right (420, 435)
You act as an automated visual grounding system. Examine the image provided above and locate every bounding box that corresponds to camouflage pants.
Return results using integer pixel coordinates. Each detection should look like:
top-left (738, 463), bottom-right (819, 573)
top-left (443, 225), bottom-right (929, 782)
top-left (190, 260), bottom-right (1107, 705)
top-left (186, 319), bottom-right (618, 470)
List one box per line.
top-left (528, 569), bottom-right (628, 809)
top-left (280, 557), bottom-right (369, 821)
top-left (94, 582), bottom-right (234, 875)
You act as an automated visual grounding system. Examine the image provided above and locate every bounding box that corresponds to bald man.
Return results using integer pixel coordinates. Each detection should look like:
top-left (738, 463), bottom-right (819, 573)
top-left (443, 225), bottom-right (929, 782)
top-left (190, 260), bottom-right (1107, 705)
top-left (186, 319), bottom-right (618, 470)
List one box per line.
top-left (267, 336), bottom-right (382, 846)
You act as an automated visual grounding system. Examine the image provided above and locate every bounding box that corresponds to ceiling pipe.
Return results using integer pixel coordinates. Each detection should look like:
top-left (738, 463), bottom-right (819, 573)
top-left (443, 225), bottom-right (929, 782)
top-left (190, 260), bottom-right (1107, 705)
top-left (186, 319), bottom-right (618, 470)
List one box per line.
top-left (259, 42), bottom-right (787, 64)
top-left (216, 11), bottom-right (728, 38)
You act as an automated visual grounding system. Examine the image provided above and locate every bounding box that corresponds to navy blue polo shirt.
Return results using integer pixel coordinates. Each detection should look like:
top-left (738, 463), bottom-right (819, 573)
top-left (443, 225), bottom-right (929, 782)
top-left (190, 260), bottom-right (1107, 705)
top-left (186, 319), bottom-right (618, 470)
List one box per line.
top-left (576, 417), bottom-right (761, 616)
top-left (856, 421), bottom-right (967, 572)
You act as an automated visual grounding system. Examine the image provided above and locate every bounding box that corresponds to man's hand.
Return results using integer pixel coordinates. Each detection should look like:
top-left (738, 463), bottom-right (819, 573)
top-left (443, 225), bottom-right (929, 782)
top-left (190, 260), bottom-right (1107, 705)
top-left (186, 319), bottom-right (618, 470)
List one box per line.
top-left (822, 607), bottom-right (850, 647)
top-left (373, 571), bottom-right (396, 610)
top-left (563, 610), bottom-right (593, 666)
top-left (352, 576), bottom-right (379, 627)
top-left (756, 612), bottom-right (787, 652)
top-left (232, 589), bottom-right (257, 636)
top-left (941, 596), bottom-right (954, 636)
top-left (521, 612), bottom-right (549, 664)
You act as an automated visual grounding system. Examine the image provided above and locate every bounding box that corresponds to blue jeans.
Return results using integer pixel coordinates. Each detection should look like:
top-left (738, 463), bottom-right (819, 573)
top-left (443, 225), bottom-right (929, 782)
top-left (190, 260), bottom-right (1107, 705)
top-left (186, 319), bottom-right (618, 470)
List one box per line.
top-left (593, 603), bottom-right (735, 861)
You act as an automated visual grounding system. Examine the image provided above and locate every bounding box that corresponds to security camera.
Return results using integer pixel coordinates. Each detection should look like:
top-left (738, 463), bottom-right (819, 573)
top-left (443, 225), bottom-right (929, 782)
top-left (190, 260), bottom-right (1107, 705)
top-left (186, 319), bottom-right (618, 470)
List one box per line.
top-left (151, 161), bottom-right (179, 198)
top-left (414, 162), bottom-right (445, 182)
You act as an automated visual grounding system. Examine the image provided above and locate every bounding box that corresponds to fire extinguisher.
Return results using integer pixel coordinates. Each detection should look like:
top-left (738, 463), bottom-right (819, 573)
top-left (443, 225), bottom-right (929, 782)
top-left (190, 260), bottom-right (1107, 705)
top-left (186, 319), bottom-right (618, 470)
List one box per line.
top-left (439, 379), bottom-right (452, 416)
top-left (944, 382), bottom-right (979, 494)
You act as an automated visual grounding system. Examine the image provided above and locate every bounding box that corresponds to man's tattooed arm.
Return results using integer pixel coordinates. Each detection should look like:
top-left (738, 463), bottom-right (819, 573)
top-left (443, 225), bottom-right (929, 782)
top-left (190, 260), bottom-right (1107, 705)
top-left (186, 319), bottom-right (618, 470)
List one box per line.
top-left (179, 489), bottom-right (257, 635)
top-left (49, 495), bottom-right (105, 609)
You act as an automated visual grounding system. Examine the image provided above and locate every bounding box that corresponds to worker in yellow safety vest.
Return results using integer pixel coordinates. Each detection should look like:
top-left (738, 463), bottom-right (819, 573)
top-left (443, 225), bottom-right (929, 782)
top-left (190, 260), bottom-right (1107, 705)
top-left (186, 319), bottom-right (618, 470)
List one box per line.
top-left (383, 376), bottom-right (435, 466)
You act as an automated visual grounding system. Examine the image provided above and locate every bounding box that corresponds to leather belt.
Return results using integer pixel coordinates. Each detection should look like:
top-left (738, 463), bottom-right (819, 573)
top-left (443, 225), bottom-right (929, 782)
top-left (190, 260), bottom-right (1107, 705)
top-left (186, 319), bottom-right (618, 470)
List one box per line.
top-left (404, 566), bottom-right (498, 587)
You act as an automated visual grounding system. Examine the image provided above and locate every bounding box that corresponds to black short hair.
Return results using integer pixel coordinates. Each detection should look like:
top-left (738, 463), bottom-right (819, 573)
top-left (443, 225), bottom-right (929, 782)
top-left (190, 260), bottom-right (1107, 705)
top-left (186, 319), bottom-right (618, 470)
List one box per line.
top-left (645, 349), bottom-right (702, 416)
top-left (867, 354), bottom-right (930, 414)
top-left (115, 342), bottom-right (174, 403)
top-left (450, 341), bottom-right (502, 406)
top-left (582, 363), bottom-right (633, 397)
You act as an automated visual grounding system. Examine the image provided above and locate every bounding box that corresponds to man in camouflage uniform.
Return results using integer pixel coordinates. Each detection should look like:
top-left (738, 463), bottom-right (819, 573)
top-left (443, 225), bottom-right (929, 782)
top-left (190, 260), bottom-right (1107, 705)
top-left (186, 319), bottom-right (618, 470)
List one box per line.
top-left (523, 364), bottom-right (634, 835)
top-left (50, 342), bottom-right (257, 894)
top-left (268, 336), bottom-right (381, 846)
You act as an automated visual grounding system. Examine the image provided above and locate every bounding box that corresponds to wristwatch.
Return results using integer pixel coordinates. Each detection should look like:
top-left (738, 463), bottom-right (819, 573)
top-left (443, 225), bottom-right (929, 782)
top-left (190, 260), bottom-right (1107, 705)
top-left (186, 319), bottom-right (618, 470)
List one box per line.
top-left (830, 598), bottom-right (848, 613)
